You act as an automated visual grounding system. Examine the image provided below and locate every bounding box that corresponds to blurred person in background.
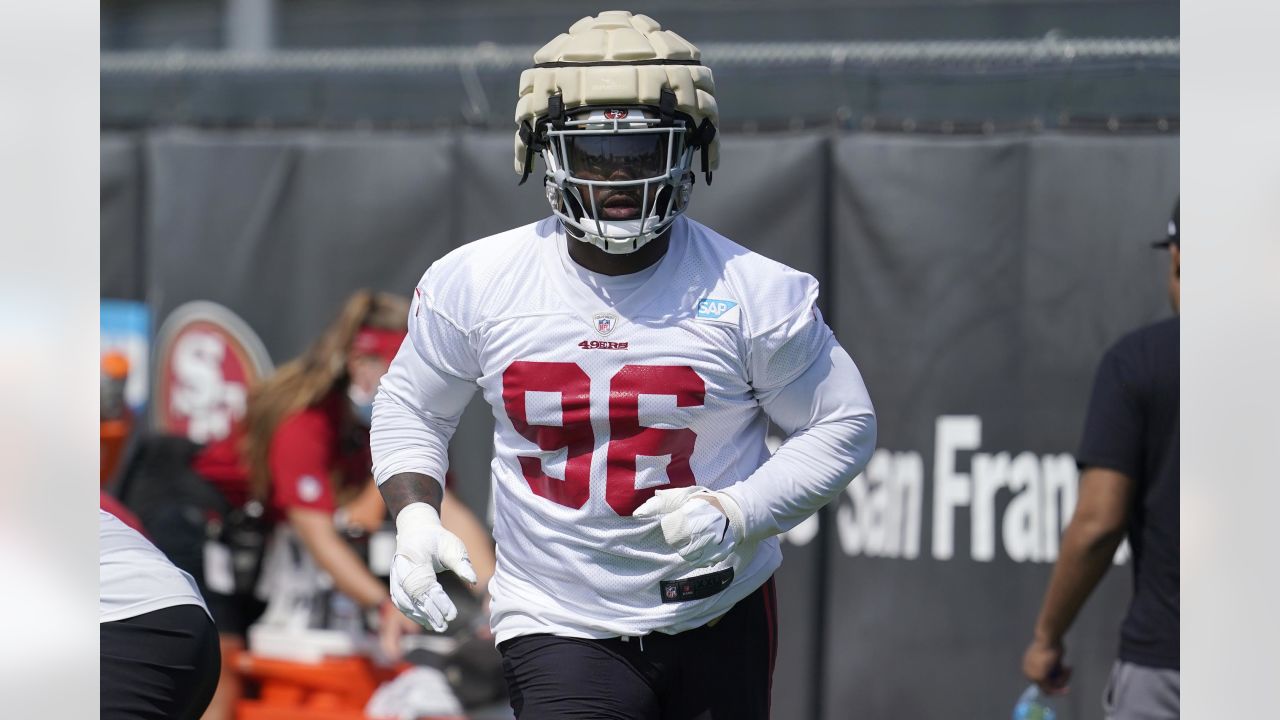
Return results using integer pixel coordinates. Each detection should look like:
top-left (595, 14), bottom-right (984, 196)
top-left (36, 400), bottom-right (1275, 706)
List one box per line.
top-left (101, 507), bottom-right (220, 719)
top-left (1022, 201), bottom-right (1180, 719)
top-left (372, 11), bottom-right (876, 719)
top-left (191, 290), bottom-right (497, 719)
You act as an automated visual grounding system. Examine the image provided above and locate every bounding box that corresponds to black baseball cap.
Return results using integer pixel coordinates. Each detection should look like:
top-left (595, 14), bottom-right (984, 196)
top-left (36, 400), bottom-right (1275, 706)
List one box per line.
top-left (1152, 200), bottom-right (1178, 248)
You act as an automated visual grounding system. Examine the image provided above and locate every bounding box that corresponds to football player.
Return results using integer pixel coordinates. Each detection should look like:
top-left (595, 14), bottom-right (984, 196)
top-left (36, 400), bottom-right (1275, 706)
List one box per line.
top-left (371, 11), bottom-right (877, 719)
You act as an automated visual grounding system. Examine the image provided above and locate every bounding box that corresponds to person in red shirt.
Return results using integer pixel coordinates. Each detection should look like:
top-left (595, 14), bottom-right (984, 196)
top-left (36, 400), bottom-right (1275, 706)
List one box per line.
top-left (197, 290), bottom-right (496, 720)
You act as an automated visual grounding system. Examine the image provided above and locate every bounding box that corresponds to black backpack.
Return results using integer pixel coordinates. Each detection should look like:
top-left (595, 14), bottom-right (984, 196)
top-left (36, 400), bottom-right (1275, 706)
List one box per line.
top-left (109, 433), bottom-right (233, 587)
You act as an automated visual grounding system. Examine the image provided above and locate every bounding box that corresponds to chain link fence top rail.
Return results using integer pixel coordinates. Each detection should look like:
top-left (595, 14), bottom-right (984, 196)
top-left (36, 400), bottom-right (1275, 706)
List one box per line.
top-left (102, 37), bottom-right (1178, 73)
top-left (101, 37), bottom-right (1178, 132)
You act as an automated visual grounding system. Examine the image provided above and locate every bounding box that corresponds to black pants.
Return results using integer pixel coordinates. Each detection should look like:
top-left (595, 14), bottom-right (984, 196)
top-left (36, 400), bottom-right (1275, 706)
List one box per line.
top-left (499, 578), bottom-right (777, 720)
top-left (101, 604), bottom-right (222, 720)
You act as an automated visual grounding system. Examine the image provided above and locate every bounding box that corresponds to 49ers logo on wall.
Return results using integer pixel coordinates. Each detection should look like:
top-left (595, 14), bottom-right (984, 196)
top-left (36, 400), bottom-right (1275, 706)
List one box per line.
top-left (152, 301), bottom-right (274, 443)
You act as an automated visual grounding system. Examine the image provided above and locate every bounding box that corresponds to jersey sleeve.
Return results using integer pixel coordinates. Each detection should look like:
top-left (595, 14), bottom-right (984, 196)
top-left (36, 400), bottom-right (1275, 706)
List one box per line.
top-left (1076, 343), bottom-right (1143, 478)
top-left (408, 272), bottom-right (482, 381)
top-left (371, 268), bottom-right (481, 488)
top-left (720, 333), bottom-right (877, 541)
top-left (270, 410), bottom-right (338, 514)
top-left (746, 272), bottom-right (829, 395)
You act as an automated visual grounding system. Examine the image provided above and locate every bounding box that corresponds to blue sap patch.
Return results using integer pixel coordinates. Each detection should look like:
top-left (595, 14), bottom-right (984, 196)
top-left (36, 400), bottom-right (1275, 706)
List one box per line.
top-left (696, 298), bottom-right (738, 319)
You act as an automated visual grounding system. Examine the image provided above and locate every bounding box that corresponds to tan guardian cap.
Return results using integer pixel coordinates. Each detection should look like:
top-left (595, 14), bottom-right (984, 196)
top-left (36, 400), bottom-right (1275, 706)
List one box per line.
top-left (513, 10), bottom-right (720, 178)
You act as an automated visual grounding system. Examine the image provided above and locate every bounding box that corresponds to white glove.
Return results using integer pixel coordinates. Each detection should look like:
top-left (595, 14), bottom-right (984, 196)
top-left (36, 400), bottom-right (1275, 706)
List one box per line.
top-left (389, 502), bottom-right (477, 632)
top-left (634, 487), bottom-right (746, 567)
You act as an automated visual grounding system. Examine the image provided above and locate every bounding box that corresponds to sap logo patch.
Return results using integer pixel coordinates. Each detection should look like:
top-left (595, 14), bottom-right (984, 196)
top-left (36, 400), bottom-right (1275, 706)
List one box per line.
top-left (695, 298), bottom-right (738, 321)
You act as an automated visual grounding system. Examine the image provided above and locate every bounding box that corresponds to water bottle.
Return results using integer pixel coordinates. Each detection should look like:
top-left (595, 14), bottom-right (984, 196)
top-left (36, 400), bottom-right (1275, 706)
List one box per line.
top-left (329, 589), bottom-right (365, 637)
top-left (100, 351), bottom-right (130, 421)
top-left (225, 500), bottom-right (268, 594)
top-left (1012, 684), bottom-right (1057, 720)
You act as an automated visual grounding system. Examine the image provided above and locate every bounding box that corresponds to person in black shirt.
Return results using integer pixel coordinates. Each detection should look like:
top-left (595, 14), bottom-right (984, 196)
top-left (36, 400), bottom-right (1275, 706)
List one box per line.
top-left (1022, 201), bottom-right (1180, 719)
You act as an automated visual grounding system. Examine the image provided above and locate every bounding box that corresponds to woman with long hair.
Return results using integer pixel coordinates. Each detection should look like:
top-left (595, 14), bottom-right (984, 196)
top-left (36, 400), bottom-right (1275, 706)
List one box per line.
top-left (196, 290), bottom-right (496, 720)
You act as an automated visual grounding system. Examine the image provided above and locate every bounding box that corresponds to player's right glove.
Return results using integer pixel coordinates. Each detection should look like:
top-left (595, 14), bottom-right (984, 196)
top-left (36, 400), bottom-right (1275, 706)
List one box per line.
top-left (389, 502), bottom-right (477, 633)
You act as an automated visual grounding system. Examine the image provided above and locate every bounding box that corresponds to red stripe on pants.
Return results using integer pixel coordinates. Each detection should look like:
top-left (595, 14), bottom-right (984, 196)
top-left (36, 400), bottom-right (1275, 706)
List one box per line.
top-left (763, 576), bottom-right (778, 715)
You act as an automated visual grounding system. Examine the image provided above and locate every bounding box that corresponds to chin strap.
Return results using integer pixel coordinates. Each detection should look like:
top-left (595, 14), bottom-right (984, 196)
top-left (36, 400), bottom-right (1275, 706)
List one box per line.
top-left (689, 118), bottom-right (716, 186)
top-left (657, 89), bottom-right (714, 184)
top-left (517, 121), bottom-right (540, 186)
top-left (518, 95), bottom-right (567, 185)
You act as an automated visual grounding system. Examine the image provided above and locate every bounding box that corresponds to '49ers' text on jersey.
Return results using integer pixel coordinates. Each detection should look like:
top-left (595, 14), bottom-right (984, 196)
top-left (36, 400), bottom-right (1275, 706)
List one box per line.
top-left (374, 215), bottom-right (856, 644)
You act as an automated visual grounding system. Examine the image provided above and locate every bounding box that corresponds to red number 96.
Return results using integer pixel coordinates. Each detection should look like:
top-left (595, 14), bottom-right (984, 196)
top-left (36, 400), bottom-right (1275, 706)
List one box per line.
top-left (501, 361), bottom-right (705, 516)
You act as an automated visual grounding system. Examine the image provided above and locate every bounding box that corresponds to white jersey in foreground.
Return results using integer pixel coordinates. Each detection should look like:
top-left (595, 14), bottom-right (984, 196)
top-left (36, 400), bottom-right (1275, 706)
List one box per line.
top-left (100, 509), bottom-right (209, 623)
top-left (373, 216), bottom-right (875, 643)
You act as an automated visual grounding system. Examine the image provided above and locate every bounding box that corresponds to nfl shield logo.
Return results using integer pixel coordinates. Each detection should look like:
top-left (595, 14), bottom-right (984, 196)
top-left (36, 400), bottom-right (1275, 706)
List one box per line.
top-left (664, 585), bottom-right (678, 600)
top-left (594, 313), bottom-right (616, 337)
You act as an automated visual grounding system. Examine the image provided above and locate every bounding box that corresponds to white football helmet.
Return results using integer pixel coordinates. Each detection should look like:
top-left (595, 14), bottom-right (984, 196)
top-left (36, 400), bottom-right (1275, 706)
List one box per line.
top-left (513, 11), bottom-right (720, 254)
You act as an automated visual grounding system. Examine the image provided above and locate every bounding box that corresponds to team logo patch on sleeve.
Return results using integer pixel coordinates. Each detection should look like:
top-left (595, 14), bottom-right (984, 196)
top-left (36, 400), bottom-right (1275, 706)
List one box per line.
top-left (296, 475), bottom-right (323, 503)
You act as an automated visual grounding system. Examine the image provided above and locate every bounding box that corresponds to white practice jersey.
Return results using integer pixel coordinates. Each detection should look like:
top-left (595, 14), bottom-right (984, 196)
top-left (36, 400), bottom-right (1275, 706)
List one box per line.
top-left (374, 215), bottom-right (873, 643)
top-left (100, 509), bottom-right (209, 623)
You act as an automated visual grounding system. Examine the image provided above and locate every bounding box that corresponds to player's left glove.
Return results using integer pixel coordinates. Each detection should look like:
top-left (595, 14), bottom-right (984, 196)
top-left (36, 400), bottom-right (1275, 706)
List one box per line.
top-left (634, 487), bottom-right (747, 567)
